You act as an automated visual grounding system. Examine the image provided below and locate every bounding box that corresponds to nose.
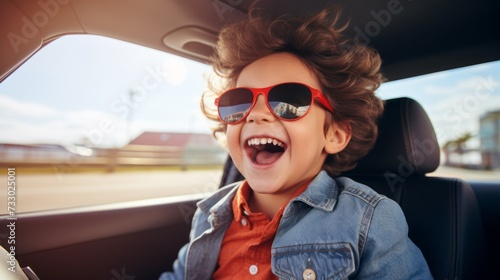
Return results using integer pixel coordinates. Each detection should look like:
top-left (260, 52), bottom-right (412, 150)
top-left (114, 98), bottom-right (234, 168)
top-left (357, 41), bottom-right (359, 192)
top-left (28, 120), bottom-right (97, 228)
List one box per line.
top-left (246, 94), bottom-right (276, 123)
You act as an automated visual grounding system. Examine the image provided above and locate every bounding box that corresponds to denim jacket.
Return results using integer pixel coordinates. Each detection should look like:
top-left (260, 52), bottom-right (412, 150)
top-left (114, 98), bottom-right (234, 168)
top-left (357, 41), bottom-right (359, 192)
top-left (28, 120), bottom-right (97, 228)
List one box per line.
top-left (159, 171), bottom-right (433, 280)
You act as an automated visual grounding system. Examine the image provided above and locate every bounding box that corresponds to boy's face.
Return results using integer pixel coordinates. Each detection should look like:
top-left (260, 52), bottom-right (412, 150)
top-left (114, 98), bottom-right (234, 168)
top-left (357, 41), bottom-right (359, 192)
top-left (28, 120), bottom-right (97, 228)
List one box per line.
top-left (226, 52), bottom-right (350, 196)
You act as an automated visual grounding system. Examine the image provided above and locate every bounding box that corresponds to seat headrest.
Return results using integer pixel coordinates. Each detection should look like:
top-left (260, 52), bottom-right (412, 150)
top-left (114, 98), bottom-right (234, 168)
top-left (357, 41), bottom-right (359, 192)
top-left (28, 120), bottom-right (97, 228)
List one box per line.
top-left (348, 97), bottom-right (440, 175)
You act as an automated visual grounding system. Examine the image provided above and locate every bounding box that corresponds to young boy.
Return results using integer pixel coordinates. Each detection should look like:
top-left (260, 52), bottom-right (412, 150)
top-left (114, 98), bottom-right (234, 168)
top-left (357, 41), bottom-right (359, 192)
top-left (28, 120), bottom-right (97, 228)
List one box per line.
top-left (160, 9), bottom-right (432, 280)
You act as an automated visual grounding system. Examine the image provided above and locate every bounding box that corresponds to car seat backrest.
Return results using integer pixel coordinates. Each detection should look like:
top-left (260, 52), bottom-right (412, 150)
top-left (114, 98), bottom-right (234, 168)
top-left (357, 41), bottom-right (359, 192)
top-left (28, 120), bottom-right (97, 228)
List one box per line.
top-left (343, 97), bottom-right (485, 280)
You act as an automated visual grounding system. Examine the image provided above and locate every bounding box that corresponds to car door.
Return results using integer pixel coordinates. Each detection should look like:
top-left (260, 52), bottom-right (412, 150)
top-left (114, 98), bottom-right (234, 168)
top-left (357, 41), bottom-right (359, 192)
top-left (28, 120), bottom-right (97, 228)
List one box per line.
top-left (0, 34), bottom-right (225, 280)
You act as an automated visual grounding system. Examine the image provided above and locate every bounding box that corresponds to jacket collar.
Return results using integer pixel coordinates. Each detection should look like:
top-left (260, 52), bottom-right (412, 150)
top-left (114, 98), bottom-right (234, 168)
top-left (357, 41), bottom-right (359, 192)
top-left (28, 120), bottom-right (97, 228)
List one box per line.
top-left (197, 181), bottom-right (240, 217)
top-left (283, 171), bottom-right (339, 216)
top-left (197, 170), bottom-right (340, 219)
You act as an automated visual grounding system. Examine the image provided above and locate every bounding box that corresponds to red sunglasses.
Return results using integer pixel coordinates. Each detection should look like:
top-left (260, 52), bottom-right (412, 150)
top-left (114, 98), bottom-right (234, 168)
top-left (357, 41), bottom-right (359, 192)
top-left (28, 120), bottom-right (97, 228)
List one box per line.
top-left (214, 82), bottom-right (334, 125)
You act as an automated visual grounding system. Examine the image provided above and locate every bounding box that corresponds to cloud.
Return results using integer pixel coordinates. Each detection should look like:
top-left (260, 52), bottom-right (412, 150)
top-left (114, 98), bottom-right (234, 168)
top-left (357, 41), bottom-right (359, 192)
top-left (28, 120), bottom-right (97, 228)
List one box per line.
top-left (430, 93), bottom-right (500, 144)
top-left (0, 95), bottom-right (59, 118)
top-left (162, 58), bottom-right (188, 86)
top-left (0, 93), bottom-right (214, 148)
top-left (423, 75), bottom-right (499, 96)
top-left (0, 95), bottom-right (129, 147)
top-left (380, 73), bottom-right (500, 143)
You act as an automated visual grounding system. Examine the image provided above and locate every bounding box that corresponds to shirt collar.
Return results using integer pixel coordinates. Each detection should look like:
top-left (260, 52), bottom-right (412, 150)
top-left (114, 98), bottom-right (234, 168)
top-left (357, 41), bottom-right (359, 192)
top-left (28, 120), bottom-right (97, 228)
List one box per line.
top-left (232, 181), bottom-right (251, 222)
top-left (232, 178), bottom-right (311, 222)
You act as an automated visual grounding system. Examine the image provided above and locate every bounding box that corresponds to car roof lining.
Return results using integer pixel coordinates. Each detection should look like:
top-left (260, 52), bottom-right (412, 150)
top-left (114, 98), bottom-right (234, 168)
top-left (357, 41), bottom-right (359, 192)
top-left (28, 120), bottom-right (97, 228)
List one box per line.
top-left (1, 0), bottom-right (499, 82)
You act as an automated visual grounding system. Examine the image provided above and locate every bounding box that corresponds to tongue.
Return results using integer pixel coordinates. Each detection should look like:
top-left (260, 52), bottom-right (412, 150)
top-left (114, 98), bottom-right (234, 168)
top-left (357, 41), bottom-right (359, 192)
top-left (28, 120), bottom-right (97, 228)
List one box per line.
top-left (255, 150), bottom-right (282, 165)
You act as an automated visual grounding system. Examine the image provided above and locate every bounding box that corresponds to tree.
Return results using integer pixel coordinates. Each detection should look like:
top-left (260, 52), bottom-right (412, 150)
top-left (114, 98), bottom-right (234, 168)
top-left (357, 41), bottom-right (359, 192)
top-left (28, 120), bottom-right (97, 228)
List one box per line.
top-left (442, 132), bottom-right (474, 167)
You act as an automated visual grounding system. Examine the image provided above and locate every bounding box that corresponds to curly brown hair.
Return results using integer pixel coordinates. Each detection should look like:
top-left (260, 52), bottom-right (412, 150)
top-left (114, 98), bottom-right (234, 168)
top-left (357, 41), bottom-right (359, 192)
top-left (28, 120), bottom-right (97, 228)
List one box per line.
top-left (202, 8), bottom-right (385, 176)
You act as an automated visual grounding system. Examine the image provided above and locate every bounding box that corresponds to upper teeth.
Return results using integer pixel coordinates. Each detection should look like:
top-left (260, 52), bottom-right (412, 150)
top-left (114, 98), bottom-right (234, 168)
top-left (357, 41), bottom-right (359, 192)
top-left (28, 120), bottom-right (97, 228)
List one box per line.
top-left (247, 137), bottom-right (284, 147)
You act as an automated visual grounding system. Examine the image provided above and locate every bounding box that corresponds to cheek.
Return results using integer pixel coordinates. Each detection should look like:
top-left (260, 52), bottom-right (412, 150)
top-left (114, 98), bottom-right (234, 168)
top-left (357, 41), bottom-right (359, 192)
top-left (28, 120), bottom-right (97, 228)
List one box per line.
top-left (289, 125), bottom-right (324, 149)
top-left (287, 110), bottom-right (327, 147)
top-left (226, 125), bottom-right (242, 154)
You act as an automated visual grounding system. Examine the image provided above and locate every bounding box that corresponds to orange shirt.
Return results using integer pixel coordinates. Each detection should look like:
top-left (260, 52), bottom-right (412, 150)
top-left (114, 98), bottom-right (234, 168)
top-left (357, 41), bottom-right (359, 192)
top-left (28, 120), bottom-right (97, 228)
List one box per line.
top-left (212, 181), bottom-right (309, 279)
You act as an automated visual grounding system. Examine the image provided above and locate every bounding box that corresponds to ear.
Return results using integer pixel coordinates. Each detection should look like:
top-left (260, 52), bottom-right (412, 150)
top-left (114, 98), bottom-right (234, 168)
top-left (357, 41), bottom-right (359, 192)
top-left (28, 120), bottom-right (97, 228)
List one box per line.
top-left (324, 121), bottom-right (351, 154)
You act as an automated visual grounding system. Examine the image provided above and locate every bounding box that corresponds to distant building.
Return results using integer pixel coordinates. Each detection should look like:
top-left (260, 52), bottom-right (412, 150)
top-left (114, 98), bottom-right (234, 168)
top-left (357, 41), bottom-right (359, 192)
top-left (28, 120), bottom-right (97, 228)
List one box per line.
top-left (125, 132), bottom-right (226, 166)
top-left (0, 132), bottom-right (226, 170)
top-left (0, 143), bottom-right (90, 166)
top-left (128, 132), bottom-right (217, 147)
top-left (479, 110), bottom-right (500, 169)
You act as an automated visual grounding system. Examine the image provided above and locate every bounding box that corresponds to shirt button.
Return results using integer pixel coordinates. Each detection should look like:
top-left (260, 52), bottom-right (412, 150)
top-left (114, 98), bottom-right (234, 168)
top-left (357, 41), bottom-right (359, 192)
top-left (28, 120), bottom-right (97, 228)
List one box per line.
top-left (241, 218), bottom-right (248, 226)
top-left (249, 264), bottom-right (258, 275)
top-left (303, 268), bottom-right (316, 280)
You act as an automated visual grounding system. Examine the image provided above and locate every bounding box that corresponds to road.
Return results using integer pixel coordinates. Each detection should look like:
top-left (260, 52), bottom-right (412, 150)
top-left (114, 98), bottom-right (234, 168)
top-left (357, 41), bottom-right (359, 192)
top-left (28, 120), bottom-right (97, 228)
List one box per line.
top-left (0, 166), bottom-right (498, 214)
top-left (0, 169), bottom-right (223, 214)
top-left (429, 165), bottom-right (500, 181)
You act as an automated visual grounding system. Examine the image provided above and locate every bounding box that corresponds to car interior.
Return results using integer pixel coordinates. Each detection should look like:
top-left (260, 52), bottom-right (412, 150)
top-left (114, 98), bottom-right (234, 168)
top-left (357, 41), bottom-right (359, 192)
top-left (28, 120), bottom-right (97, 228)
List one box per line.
top-left (1, 0), bottom-right (499, 279)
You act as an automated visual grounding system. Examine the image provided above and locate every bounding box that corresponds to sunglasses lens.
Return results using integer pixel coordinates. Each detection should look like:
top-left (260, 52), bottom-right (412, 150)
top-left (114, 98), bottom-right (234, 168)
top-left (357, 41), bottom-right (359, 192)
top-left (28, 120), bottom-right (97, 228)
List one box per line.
top-left (218, 88), bottom-right (254, 124)
top-left (268, 83), bottom-right (312, 119)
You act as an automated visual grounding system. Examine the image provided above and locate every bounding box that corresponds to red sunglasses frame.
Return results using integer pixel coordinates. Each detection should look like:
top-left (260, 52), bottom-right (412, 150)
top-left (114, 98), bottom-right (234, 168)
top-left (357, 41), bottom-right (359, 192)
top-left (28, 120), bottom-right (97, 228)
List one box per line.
top-left (214, 82), bottom-right (334, 124)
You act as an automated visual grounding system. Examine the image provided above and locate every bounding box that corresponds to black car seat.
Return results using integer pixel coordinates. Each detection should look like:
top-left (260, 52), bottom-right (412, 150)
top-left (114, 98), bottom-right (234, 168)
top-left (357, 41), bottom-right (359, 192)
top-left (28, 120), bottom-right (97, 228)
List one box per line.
top-left (219, 97), bottom-right (485, 280)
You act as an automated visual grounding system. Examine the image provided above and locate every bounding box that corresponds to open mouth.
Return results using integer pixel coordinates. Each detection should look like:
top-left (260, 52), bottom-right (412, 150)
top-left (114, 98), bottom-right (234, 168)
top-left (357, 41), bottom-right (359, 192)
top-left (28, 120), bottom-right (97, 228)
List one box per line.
top-left (245, 137), bottom-right (286, 165)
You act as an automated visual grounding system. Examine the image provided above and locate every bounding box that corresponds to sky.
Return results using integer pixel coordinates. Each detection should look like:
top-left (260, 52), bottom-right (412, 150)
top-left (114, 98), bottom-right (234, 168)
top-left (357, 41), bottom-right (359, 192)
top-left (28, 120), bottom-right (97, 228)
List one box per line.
top-left (0, 35), bottom-right (214, 148)
top-left (378, 60), bottom-right (500, 148)
top-left (0, 34), bottom-right (499, 148)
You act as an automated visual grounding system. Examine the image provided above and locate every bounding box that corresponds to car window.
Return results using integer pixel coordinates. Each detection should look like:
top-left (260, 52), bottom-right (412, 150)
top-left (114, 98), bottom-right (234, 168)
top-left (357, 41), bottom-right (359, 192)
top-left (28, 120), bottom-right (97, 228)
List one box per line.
top-left (0, 35), bottom-right (226, 214)
top-left (1, 35), bottom-right (498, 214)
top-left (378, 61), bottom-right (500, 181)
